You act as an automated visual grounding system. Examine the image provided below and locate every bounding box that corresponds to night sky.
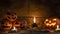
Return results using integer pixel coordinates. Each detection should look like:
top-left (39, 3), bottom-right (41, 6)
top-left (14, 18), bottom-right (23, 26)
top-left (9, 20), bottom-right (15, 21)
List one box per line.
top-left (0, 0), bottom-right (60, 18)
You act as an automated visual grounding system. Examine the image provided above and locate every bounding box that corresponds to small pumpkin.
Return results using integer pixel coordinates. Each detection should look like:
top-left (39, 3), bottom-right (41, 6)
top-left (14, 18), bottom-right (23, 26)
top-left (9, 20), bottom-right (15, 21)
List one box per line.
top-left (15, 20), bottom-right (27, 30)
top-left (44, 18), bottom-right (57, 29)
top-left (13, 21), bottom-right (21, 30)
top-left (1, 21), bottom-right (12, 31)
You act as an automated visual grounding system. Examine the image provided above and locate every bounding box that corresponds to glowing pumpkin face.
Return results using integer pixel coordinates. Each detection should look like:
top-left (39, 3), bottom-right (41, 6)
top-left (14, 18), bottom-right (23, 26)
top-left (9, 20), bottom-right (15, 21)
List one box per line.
top-left (44, 18), bottom-right (57, 27)
top-left (1, 21), bottom-right (12, 31)
top-left (4, 12), bottom-right (17, 22)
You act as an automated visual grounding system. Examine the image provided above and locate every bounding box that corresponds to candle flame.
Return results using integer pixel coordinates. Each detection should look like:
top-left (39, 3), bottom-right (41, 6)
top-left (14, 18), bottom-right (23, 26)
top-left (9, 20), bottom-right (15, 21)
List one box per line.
top-left (12, 27), bottom-right (17, 31)
top-left (34, 16), bottom-right (36, 23)
top-left (57, 25), bottom-right (59, 29)
top-left (56, 25), bottom-right (60, 30)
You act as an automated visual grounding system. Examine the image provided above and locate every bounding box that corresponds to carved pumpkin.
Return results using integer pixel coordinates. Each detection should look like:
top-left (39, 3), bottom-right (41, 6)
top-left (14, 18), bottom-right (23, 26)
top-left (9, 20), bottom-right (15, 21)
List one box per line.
top-left (12, 20), bottom-right (27, 30)
top-left (13, 21), bottom-right (21, 30)
top-left (1, 21), bottom-right (12, 31)
top-left (3, 12), bottom-right (17, 22)
top-left (44, 18), bottom-right (57, 29)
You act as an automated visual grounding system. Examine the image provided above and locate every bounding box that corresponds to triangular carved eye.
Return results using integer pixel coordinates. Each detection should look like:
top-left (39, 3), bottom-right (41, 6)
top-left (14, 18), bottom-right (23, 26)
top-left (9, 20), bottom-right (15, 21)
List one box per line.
top-left (44, 19), bottom-right (49, 23)
top-left (12, 17), bottom-right (16, 19)
top-left (15, 22), bottom-right (19, 24)
top-left (6, 12), bottom-right (11, 15)
top-left (53, 18), bottom-right (56, 21)
top-left (7, 16), bottom-right (10, 19)
top-left (45, 19), bottom-right (49, 21)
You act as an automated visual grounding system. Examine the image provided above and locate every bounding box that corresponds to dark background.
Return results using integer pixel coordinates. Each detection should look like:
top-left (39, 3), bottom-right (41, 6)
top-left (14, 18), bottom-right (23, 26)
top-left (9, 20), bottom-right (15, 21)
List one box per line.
top-left (0, 0), bottom-right (60, 18)
top-left (0, 0), bottom-right (60, 34)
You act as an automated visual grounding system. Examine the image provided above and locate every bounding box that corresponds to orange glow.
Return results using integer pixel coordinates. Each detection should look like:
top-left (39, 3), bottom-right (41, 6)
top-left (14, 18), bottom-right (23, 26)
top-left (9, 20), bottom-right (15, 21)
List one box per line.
top-left (44, 19), bottom-right (49, 23)
top-left (49, 21), bottom-right (51, 23)
top-left (57, 25), bottom-right (59, 28)
top-left (46, 23), bottom-right (56, 26)
top-left (46, 19), bottom-right (49, 21)
top-left (55, 25), bottom-right (60, 30)
top-left (12, 27), bottom-right (17, 31)
top-left (34, 16), bottom-right (36, 23)
top-left (53, 18), bottom-right (57, 21)
top-left (45, 18), bottom-right (57, 27)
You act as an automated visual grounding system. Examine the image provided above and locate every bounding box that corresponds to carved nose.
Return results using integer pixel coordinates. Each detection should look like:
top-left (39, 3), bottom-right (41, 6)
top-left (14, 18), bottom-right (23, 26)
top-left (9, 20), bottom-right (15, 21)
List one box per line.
top-left (49, 20), bottom-right (51, 24)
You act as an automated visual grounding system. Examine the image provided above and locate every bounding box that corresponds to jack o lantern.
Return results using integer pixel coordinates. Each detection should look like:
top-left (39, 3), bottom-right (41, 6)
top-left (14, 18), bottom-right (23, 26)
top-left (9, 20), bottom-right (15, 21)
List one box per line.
top-left (44, 18), bottom-right (57, 29)
top-left (13, 21), bottom-right (21, 30)
top-left (12, 20), bottom-right (27, 30)
top-left (1, 21), bottom-right (12, 31)
top-left (3, 12), bottom-right (17, 22)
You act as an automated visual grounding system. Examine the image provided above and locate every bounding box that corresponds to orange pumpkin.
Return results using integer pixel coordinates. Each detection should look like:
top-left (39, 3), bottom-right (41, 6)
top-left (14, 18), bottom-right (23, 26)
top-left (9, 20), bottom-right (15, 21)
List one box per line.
top-left (1, 21), bottom-right (12, 31)
top-left (14, 20), bottom-right (27, 30)
top-left (3, 12), bottom-right (17, 22)
top-left (44, 18), bottom-right (57, 29)
top-left (13, 21), bottom-right (21, 30)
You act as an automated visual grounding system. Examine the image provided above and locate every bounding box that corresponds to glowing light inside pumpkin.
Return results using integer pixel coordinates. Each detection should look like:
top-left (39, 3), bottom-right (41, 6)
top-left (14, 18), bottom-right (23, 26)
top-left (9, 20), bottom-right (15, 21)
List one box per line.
top-left (46, 19), bottom-right (48, 21)
top-left (34, 16), bottom-right (36, 23)
top-left (46, 23), bottom-right (56, 26)
top-left (52, 23), bottom-right (56, 26)
top-left (45, 18), bottom-right (57, 26)
top-left (44, 19), bottom-right (48, 24)
top-left (12, 27), bottom-right (17, 31)
top-left (53, 18), bottom-right (56, 21)
top-left (49, 21), bottom-right (51, 23)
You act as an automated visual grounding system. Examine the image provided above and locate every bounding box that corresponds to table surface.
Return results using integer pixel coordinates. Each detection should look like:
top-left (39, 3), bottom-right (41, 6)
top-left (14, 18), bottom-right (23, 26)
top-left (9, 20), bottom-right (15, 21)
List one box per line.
top-left (0, 30), bottom-right (60, 34)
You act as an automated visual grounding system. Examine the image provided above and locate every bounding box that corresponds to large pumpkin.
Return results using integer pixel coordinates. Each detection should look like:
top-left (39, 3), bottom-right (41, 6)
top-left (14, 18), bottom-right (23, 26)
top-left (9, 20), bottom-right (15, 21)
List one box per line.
top-left (44, 18), bottom-right (57, 29)
top-left (1, 21), bottom-right (12, 31)
top-left (3, 12), bottom-right (17, 22)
